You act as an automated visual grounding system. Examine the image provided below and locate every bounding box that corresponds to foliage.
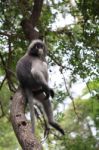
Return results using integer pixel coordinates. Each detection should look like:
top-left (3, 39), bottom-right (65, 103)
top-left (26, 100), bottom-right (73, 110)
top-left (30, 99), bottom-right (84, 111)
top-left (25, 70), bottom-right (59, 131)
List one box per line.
top-left (0, 0), bottom-right (99, 149)
top-left (44, 80), bottom-right (99, 150)
top-left (0, 117), bottom-right (21, 150)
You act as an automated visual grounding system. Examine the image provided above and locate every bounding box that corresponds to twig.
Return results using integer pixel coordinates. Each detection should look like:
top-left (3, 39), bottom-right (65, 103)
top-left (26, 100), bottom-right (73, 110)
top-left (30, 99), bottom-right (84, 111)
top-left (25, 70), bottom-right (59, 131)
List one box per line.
top-left (48, 52), bottom-right (66, 68)
top-left (0, 100), bottom-right (5, 117)
top-left (0, 76), bottom-right (6, 90)
top-left (7, 37), bottom-right (12, 65)
top-left (0, 52), bottom-right (16, 92)
top-left (0, 31), bottom-right (11, 37)
top-left (86, 82), bottom-right (94, 97)
top-left (60, 67), bottom-right (80, 120)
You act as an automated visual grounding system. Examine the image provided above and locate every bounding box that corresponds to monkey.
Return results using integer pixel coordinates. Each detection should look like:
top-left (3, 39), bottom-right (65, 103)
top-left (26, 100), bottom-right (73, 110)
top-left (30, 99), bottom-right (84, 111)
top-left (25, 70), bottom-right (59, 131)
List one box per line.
top-left (16, 39), bottom-right (65, 135)
top-left (17, 40), bottom-right (54, 100)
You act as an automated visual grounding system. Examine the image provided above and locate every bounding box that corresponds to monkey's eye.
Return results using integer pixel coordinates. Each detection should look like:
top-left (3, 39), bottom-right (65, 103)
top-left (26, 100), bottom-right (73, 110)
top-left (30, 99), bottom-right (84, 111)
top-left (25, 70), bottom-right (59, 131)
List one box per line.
top-left (36, 45), bottom-right (40, 49)
top-left (35, 45), bottom-right (39, 49)
top-left (35, 43), bottom-right (44, 50)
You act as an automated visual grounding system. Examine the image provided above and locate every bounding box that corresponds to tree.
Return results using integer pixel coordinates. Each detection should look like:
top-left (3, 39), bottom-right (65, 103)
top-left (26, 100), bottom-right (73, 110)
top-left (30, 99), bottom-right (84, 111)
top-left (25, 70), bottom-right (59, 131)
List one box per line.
top-left (0, 0), bottom-right (99, 149)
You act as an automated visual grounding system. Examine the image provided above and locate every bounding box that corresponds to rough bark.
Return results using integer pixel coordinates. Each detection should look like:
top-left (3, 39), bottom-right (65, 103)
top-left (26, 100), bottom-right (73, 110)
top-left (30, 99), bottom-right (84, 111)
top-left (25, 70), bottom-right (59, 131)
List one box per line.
top-left (10, 89), bottom-right (42, 150)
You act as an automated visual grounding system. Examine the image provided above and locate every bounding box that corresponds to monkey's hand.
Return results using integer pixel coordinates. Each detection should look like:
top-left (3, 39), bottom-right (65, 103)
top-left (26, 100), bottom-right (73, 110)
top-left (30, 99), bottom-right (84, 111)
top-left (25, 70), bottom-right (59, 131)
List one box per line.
top-left (49, 88), bottom-right (54, 98)
top-left (43, 88), bottom-right (54, 100)
top-left (32, 87), bottom-right (54, 100)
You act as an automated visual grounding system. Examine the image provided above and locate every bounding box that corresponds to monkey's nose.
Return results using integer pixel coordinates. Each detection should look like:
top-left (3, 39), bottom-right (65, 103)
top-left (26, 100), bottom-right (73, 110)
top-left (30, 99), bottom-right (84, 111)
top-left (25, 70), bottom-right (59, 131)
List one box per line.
top-left (38, 49), bottom-right (43, 55)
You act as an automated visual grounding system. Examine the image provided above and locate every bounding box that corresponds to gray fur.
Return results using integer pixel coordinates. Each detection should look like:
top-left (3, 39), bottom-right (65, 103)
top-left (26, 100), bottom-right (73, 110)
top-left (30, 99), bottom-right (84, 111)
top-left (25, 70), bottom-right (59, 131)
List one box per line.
top-left (16, 39), bottom-right (64, 135)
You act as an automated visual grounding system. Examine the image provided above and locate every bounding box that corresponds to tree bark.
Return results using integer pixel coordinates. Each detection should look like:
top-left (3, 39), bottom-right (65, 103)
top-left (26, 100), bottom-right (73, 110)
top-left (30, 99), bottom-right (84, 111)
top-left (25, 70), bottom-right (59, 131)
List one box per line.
top-left (10, 89), bottom-right (42, 150)
top-left (21, 19), bottom-right (39, 41)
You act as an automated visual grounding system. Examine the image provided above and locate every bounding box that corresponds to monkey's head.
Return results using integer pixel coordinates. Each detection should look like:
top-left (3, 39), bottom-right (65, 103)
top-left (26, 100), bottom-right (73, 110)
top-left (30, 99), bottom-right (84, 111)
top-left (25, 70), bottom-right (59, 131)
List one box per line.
top-left (28, 40), bottom-right (47, 58)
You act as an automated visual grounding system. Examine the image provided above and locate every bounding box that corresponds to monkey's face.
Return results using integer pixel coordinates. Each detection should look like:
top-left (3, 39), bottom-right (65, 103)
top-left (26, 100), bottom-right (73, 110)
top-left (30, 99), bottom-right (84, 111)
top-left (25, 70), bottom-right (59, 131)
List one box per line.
top-left (28, 40), bottom-right (47, 58)
top-left (34, 43), bottom-right (44, 56)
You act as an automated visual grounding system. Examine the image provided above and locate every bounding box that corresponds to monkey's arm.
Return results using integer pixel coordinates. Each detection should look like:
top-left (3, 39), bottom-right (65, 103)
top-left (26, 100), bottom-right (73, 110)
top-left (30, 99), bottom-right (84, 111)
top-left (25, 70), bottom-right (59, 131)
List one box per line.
top-left (32, 88), bottom-right (54, 98)
top-left (31, 66), bottom-right (54, 100)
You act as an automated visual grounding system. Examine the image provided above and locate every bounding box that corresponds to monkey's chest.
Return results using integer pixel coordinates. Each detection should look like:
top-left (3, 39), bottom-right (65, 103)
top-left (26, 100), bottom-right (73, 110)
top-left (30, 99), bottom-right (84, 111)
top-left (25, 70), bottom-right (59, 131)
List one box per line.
top-left (31, 62), bottom-right (48, 81)
top-left (16, 57), bottom-right (48, 89)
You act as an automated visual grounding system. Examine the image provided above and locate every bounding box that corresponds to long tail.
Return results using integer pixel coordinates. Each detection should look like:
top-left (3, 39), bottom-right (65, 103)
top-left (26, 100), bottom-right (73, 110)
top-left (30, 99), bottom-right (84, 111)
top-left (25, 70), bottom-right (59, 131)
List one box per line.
top-left (49, 122), bottom-right (65, 135)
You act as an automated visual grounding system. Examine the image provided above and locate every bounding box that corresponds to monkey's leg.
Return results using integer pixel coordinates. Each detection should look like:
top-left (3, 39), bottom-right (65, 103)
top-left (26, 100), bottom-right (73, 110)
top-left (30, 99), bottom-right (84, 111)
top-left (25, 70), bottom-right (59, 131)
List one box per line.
top-left (42, 99), bottom-right (65, 135)
top-left (25, 89), bottom-right (35, 133)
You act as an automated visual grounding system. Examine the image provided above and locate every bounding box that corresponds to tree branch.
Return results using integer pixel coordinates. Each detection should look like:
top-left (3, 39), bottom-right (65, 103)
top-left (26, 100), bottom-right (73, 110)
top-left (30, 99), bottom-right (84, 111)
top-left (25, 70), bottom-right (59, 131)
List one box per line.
top-left (0, 52), bottom-right (16, 92)
top-left (60, 68), bottom-right (80, 120)
top-left (10, 1), bottom-right (46, 148)
top-left (20, 0), bottom-right (44, 41)
top-left (10, 89), bottom-right (42, 150)
top-left (30, 0), bottom-right (44, 27)
top-left (21, 19), bottom-right (39, 41)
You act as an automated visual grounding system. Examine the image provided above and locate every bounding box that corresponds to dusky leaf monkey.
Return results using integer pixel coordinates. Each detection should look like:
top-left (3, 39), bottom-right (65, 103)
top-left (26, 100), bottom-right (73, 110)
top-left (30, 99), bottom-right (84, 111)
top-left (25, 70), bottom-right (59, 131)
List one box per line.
top-left (16, 39), bottom-right (64, 135)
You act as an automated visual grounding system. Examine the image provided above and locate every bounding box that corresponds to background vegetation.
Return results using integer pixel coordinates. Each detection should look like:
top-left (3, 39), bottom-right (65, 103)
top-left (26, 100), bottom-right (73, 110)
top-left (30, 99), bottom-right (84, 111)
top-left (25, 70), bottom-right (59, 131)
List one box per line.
top-left (0, 0), bottom-right (99, 149)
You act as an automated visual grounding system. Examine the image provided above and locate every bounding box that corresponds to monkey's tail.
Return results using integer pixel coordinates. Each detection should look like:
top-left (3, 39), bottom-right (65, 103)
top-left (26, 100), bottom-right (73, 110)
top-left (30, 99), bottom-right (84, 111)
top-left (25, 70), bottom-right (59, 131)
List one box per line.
top-left (49, 122), bottom-right (65, 135)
